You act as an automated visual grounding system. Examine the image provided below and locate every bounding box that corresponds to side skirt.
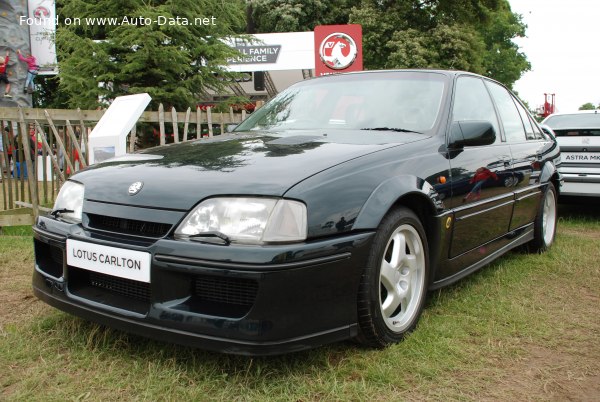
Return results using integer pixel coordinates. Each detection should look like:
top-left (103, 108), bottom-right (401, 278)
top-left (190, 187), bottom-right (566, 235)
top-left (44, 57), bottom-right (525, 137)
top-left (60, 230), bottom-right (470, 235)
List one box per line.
top-left (429, 226), bottom-right (534, 290)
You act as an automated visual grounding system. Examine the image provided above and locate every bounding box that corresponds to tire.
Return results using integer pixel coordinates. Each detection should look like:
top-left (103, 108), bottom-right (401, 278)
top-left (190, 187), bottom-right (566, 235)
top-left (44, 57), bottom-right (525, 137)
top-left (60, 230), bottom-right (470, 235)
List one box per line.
top-left (527, 182), bottom-right (557, 253)
top-left (356, 207), bottom-right (429, 348)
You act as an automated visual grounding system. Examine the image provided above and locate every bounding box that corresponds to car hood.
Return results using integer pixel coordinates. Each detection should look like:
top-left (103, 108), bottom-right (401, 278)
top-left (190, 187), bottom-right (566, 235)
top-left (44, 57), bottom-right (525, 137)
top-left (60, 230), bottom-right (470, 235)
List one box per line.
top-left (74, 131), bottom-right (426, 211)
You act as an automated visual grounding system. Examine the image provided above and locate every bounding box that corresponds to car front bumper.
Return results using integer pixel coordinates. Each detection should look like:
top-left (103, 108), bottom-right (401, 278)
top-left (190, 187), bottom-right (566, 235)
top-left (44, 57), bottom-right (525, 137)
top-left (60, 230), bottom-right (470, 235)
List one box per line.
top-left (32, 216), bottom-right (375, 356)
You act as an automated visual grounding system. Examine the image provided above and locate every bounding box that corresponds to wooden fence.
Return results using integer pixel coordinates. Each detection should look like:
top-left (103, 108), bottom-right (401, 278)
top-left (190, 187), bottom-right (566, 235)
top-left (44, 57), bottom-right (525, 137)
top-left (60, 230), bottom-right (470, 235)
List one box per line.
top-left (0, 104), bottom-right (253, 228)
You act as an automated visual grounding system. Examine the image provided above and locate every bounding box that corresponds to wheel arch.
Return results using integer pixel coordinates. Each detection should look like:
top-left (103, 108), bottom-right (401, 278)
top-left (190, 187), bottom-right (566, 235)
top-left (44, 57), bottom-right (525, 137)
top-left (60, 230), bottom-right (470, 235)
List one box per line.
top-left (353, 176), bottom-right (443, 283)
top-left (540, 160), bottom-right (562, 196)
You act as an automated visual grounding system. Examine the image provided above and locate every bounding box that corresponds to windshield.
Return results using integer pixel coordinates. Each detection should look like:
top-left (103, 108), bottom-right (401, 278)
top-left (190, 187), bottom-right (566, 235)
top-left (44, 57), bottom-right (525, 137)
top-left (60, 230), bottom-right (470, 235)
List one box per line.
top-left (236, 71), bottom-right (447, 134)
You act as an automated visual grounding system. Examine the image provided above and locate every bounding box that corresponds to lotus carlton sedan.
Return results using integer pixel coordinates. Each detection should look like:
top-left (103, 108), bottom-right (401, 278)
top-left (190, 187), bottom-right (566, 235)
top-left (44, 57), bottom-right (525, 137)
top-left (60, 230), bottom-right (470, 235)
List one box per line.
top-left (33, 70), bottom-right (561, 355)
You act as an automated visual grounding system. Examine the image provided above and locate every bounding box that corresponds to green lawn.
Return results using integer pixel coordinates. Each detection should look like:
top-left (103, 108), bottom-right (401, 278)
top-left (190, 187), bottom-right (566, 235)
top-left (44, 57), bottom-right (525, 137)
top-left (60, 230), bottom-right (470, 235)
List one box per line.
top-left (1, 204), bottom-right (598, 401)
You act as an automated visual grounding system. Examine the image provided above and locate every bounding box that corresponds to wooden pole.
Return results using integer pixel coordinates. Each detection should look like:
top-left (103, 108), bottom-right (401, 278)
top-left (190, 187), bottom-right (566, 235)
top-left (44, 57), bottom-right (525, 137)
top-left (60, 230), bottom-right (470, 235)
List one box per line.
top-left (158, 103), bottom-right (165, 145)
top-left (183, 107), bottom-right (191, 142)
top-left (18, 108), bottom-right (38, 218)
top-left (44, 110), bottom-right (75, 174)
top-left (66, 120), bottom-right (87, 168)
top-left (171, 106), bottom-right (179, 143)
top-left (77, 108), bottom-right (89, 165)
top-left (207, 107), bottom-right (213, 137)
top-left (196, 107), bottom-right (202, 139)
top-left (1, 121), bottom-right (12, 210)
top-left (35, 122), bottom-right (65, 183)
top-left (129, 124), bottom-right (136, 153)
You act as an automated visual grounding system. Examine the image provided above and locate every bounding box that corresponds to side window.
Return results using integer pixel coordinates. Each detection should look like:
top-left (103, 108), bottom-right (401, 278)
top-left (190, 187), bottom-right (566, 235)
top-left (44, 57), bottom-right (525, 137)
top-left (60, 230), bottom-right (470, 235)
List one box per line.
top-left (452, 76), bottom-right (501, 142)
top-left (486, 81), bottom-right (527, 143)
top-left (530, 117), bottom-right (545, 139)
top-left (514, 101), bottom-right (536, 140)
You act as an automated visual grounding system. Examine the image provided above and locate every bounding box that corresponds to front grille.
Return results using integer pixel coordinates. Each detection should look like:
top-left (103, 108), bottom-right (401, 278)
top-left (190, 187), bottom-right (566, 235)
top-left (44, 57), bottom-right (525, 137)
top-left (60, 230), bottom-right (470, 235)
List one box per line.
top-left (87, 214), bottom-right (172, 238)
top-left (68, 267), bottom-right (150, 314)
top-left (34, 240), bottom-right (64, 278)
top-left (89, 271), bottom-right (151, 302)
top-left (194, 275), bottom-right (258, 307)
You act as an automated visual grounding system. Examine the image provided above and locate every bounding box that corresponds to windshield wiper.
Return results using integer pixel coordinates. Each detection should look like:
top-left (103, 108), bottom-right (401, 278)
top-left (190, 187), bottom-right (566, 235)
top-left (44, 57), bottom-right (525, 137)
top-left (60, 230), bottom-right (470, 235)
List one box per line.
top-left (49, 208), bottom-right (74, 218)
top-left (188, 231), bottom-right (231, 245)
top-left (360, 127), bottom-right (422, 134)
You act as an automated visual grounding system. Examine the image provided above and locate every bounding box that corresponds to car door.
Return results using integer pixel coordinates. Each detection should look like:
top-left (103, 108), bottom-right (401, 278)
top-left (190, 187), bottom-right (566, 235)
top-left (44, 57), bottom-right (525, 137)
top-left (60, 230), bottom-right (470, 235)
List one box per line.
top-left (485, 81), bottom-right (544, 230)
top-left (447, 76), bottom-right (515, 260)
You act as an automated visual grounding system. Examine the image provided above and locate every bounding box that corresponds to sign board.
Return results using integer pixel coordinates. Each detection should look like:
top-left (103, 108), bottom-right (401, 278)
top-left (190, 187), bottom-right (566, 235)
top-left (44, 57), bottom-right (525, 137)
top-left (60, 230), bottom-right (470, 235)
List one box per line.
top-left (27, 0), bottom-right (58, 75)
top-left (225, 32), bottom-right (315, 72)
top-left (88, 93), bottom-right (151, 164)
top-left (314, 25), bottom-right (363, 77)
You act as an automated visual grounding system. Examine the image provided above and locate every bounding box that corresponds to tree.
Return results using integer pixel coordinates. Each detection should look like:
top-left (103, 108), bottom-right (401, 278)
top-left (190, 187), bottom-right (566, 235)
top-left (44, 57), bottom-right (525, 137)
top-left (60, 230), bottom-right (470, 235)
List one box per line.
top-left (55, 0), bottom-right (246, 109)
top-left (350, 0), bottom-right (530, 88)
top-left (579, 102), bottom-right (597, 110)
top-left (248, 0), bottom-right (359, 33)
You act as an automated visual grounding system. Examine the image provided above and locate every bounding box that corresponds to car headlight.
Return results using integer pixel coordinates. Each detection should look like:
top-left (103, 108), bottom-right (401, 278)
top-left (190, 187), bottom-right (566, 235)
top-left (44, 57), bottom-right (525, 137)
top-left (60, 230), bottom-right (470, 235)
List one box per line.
top-left (52, 181), bottom-right (84, 223)
top-left (174, 197), bottom-right (307, 244)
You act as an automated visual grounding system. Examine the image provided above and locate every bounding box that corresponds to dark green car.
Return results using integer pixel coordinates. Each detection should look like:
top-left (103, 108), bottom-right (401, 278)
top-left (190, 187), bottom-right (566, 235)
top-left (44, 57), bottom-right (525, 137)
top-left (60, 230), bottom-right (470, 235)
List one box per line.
top-left (33, 70), bottom-right (561, 355)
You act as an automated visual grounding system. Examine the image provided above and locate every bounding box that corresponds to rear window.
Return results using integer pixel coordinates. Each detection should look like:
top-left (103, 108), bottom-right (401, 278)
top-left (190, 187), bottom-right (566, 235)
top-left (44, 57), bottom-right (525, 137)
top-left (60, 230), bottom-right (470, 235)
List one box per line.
top-left (544, 113), bottom-right (600, 135)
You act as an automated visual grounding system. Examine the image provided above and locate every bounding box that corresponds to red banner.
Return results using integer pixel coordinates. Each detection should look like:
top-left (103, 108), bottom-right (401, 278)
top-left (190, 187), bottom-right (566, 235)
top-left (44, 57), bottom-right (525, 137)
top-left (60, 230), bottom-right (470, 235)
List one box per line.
top-left (314, 24), bottom-right (363, 77)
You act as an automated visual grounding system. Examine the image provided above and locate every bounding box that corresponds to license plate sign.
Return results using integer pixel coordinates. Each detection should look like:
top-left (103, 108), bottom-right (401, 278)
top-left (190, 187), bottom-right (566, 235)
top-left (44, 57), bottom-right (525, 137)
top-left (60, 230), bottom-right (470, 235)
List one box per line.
top-left (562, 152), bottom-right (600, 163)
top-left (67, 239), bottom-right (151, 283)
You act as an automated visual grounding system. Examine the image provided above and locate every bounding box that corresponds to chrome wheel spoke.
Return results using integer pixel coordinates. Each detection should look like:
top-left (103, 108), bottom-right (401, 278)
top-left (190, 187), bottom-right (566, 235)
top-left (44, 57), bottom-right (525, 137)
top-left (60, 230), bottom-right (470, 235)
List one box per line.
top-left (389, 232), bottom-right (405, 268)
top-left (378, 222), bottom-right (426, 332)
top-left (382, 286), bottom-right (404, 317)
top-left (380, 260), bottom-right (397, 291)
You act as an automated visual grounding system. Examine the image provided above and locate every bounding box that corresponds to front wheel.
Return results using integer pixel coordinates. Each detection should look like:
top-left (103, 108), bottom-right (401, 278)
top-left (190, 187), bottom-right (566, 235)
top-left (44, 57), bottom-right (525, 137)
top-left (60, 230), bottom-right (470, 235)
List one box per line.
top-left (527, 182), bottom-right (557, 253)
top-left (356, 207), bottom-right (429, 347)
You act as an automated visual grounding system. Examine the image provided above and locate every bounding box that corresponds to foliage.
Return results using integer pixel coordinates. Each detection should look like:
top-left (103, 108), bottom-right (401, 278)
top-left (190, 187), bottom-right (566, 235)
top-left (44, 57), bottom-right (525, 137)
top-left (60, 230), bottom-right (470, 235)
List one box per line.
top-left (55, 0), bottom-right (247, 110)
top-left (579, 102), bottom-right (597, 110)
top-left (248, 0), bottom-right (359, 33)
top-left (349, 0), bottom-right (530, 88)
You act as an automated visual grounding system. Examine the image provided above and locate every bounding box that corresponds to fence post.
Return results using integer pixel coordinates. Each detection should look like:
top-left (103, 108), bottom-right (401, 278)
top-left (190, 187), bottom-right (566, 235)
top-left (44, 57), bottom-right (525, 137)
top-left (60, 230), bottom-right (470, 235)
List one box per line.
top-left (45, 110), bottom-right (75, 175)
top-left (207, 107), bottom-right (213, 137)
top-left (1, 123), bottom-right (13, 210)
top-left (196, 107), bottom-right (202, 139)
top-left (171, 107), bottom-right (179, 143)
top-left (183, 107), bottom-right (191, 142)
top-left (158, 103), bottom-right (165, 145)
top-left (35, 121), bottom-right (65, 184)
top-left (18, 108), bottom-right (38, 219)
top-left (66, 120), bottom-right (87, 169)
top-left (129, 124), bottom-right (136, 153)
top-left (77, 108), bottom-right (89, 166)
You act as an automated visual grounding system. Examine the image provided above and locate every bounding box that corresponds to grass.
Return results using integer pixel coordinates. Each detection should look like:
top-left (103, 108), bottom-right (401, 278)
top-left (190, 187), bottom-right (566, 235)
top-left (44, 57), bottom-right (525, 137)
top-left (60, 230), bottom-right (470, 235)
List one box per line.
top-left (0, 205), bottom-right (598, 401)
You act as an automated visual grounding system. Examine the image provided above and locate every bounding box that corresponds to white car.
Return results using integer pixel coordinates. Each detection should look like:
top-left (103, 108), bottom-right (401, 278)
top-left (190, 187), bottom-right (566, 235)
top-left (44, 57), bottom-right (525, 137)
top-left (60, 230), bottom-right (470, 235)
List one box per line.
top-left (542, 110), bottom-right (600, 198)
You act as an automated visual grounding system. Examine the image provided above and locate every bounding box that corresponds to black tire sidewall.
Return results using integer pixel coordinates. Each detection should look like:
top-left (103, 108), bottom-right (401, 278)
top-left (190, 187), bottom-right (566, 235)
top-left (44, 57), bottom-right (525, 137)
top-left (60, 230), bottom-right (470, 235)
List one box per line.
top-left (531, 182), bottom-right (557, 252)
top-left (358, 207), bottom-right (430, 346)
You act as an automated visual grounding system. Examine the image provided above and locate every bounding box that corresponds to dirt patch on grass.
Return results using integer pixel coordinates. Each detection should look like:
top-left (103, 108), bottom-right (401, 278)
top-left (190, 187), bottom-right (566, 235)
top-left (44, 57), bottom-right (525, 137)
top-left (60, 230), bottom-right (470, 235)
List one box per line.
top-left (559, 228), bottom-right (600, 240)
top-left (485, 344), bottom-right (600, 401)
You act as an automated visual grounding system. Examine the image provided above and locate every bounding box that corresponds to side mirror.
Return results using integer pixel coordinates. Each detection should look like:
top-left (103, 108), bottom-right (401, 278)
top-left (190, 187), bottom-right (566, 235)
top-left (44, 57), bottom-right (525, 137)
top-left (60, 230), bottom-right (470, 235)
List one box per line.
top-left (449, 120), bottom-right (496, 148)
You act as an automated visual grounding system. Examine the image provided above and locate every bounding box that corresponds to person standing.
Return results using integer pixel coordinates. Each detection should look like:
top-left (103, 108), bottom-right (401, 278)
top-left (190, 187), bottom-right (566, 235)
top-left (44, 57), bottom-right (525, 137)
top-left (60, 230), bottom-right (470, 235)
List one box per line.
top-left (16, 49), bottom-right (38, 93)
top-left (0, 50), bottom-right (12, 97)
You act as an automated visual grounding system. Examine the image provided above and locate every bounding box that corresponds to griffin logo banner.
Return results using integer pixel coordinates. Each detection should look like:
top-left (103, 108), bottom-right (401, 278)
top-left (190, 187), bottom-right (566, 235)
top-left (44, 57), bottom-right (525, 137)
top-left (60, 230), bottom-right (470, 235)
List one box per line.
top-left (314, 24), bottom-right (363, 77)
